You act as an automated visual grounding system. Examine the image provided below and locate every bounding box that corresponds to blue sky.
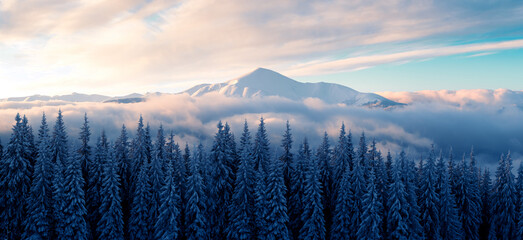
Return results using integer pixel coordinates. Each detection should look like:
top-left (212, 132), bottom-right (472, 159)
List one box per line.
top-left (1, 0), bottom-right (523, 97)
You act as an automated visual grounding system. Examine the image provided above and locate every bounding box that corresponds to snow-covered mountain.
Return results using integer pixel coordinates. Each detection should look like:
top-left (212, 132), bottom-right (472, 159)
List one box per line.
top-left (184, 68), bottom-right (404, 108)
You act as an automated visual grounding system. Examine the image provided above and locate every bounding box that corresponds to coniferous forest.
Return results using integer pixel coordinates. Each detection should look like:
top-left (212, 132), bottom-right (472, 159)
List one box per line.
top-left (1, 111), bottom-right (522, 240)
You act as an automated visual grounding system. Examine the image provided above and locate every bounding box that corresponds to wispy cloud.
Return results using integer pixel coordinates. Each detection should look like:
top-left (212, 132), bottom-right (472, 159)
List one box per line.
top-left (1, 0), bottom-right (523, 96)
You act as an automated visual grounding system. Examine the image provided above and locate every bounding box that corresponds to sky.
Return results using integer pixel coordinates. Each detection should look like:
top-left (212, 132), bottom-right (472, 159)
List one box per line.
top-left (1, 0), bottom-right (523, 97)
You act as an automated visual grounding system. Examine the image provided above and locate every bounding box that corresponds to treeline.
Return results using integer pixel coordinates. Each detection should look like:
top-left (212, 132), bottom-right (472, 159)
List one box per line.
top-left (0, 111), bottom-right (521, 240)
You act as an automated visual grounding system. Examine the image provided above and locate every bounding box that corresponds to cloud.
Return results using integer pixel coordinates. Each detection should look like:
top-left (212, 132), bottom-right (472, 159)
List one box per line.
top-left (1, 0), bottom-right (523, 97)
top-left (0, 94), bottom-right (521, 168)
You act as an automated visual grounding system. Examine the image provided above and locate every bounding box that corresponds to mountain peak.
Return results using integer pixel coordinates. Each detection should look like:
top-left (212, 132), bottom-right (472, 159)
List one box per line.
top-left (231, 67), bottom-right (294, 86)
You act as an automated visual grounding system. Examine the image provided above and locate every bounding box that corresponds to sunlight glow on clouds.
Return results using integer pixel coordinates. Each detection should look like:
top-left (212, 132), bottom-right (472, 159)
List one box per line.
top-left (1, 0), bottom-right (523, 97)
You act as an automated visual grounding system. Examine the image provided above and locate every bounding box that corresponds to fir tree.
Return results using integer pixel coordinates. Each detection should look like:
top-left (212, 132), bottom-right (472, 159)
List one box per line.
top-left (331, 162), bottom-right (352, 240)
top-left (289, 140), bottom-right (310, 238)
top-left (455, 154), bottom-right (481, 240)
top-left (253, 117), bottom-right (271, 174)
top-left (1, 114), bottom-right (33, 239)
top-left (356, 169), bottom-right (382, 240)
top-left (148, 127), bottom-right (166, 238)
top-left (207, 121), bottom-right (234, 239)
top-left (349, 148), bottom-right (367, 239)
top-left (279, 120), bottom-right (294, 201)
top-left (419, 146), bottom-right (441, 240)
top-left (331, 123), bottom-right (351, 192)
top-left (262, 158), bottom-right (290, 240)
top-left (316, 132), bottom-right (333, 238)
top-left (479, 169), bottom-right (491, 240)
top-left (386, 159), bottom-right (409, 240)
top-left (97, 146), bottom-right (124, 240)
top-left (87, 131), bottom-right (109, 238)
top-left (299, 139), bottom-right (325, 240)
top-left (185, 146), bottom-right (208, 240)
top-left (114, 124), bottom-right (131, 237)
top-left (227, 121), bottom-right (255, 240)
top-left (436, 151), bottom-right (462, 240)
top-left (399, 151), bottom-right (423, 239)
top-left (23, 113), bottom-right (54, 240)
top-left (154, 163), bottom-right (181, 240)
top-left (129, 162), bottom-right (151, 240)
top-left (60, 151), bottom-right (88, 240)
top-left (489, 153), bottom-right (517, 239)
top-left (78, 113), bottom-right (91, 189)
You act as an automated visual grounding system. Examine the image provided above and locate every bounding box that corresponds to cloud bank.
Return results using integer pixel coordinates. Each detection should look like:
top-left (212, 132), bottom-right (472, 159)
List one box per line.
top-left (0, 94), bottom-right (520, 169)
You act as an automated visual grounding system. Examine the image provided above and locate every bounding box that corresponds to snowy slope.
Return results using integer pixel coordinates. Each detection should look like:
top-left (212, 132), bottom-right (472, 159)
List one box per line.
top-left (184, 68), bottom-right (404, 108)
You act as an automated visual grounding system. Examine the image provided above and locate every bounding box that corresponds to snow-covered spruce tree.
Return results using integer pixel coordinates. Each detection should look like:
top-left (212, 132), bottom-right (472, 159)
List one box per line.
top-left (455, 154), bottom-right (481, 240)
top-left (289, 140), bottom-right (310, 238)
top-left (227, 121), bottom-right (255, 240)
top-left (517, 162), bottom-right (523, 218)
top-left (262, 157), bottom-right (290, 240)
top-left (479, 169), bottom-right (491, 240)
top-left (207, 121), bottom-right (234, 239)
top-left (419, 146), bottom-right (441, 240)
top-left (147, 128), bottom-right (166, 239)
top-left (331, 123), bottom-right (352, 193)
top-left (0, 114), bottom-right (33, 239)
top-left (50, 110), bottom-right (69, 238)
top-left (253, 117), bottom-right (271, 174)
top-left (130, 116), bottom-right (149, 187)
top-left (0, 138), bottom-right (5, 240)
top-left (299, 138), bottom-right (325, 240)
top-left (357, 132), bottom-right (369, 179)
top-left (279, 120), bottom-right (294, 202)
top-left (356, 169), bottom-right (382, 240)
top-left (183, 143), bottom-right (191, 176)
top-left (185, 145), bottom-right (208, 240)
top-left (331, 161), bottom-right (352, 240)
top-left (154, 162), bottom-right (181, 240)
top-left (23, 113), bottom-right (54, 240)
top-left (348, 137), bottom-right (367, 239)
top-left (386, 158), bottom-right (409, 240)
top-left (128, 162), bottom-right (151, 240)
top-left (87, 131), bottom-right (109, 238)
top-left (316, 132), bottom-right (333, 238)
top-left (254, 166), bottom-right (269, 239)
top-left (369, 142), bottom-right (388, 238)
top-left (114, 124), bottom-right (131, 238)
top-left (435, 151), bottom-right (463, 240)
top-left (21, 115), bottom-right (37, 166)
top-left (78, 114), bottom-right (91, 190)
top-left (399, 150), bottom-right (423, 239)
top-left (97, 145), bottom-right (124, 240)
top-left (61, 150), bottom-right (88, 240)
top-left (489, 153), bottom-right (517, 239)
top-left (224, 122), bottom-right (239, 181)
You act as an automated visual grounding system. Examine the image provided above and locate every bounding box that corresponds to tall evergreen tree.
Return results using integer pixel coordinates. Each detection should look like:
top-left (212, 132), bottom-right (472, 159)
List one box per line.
top-left (386, 158), bottom-right (409, 240)
top-left (114, 124), bottom-right (131, 238)
top-left (154, 163), bottom-right (181, 240)
top-left (253, 117), bottom-right (270, 174)
top-left (331, 123), bottom-right (351, 191)
top-left (24, 113), bottom-right (54, 240)
top-left (279, 120), bottom-right (294, 201)
top-left (479, 169), bottom-right (491, 240)
top-left (1, 114), bottom-right (33, 239)
top-left (87, 131), bottom-right (109, 238)
top-left (60, 150), bottom-right (88, 240)
top-left (227, 121), bottom-right (255, 240)
top-left (51, 111), bottom-right (68, 238)
top-left (128, 162), bottom-right (151, 240)
top-left (261, 158), bottom-right (290, 240)
top-left (185, 145), bottom-right (208, 240)
top-left (147, 126), bottom-right (166, 238)
top-left (399, 151), bottom-right (423, 239)
top-left (419, 146), bottom-right (441, 240)
top-left (356, 169), bottom-right (382, 240)
top-left (316, 132), bottom-right (333, 238)
top-left (289, 139), bottom-right (310, 238)
top-left (299, 139), bottom-right (325, 240)
top-left (455, 154), bottom-right (481, 240)
top-left (331, 161), bottom-right (352, 240)
top-left (130, 116), bottom-right (148, 185)
top-left (436, 151), bottom-right (462, 240)
top-left (207, 121), bottom-right (234, 239)
top-left (78, 114), bottom-right (91, 189)
top-left (97, 146), bottom-right (124, 240)
top-left (349, 147), bottom-right (367, 239)
top-left (489, 153), bottom-right (517, 239)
